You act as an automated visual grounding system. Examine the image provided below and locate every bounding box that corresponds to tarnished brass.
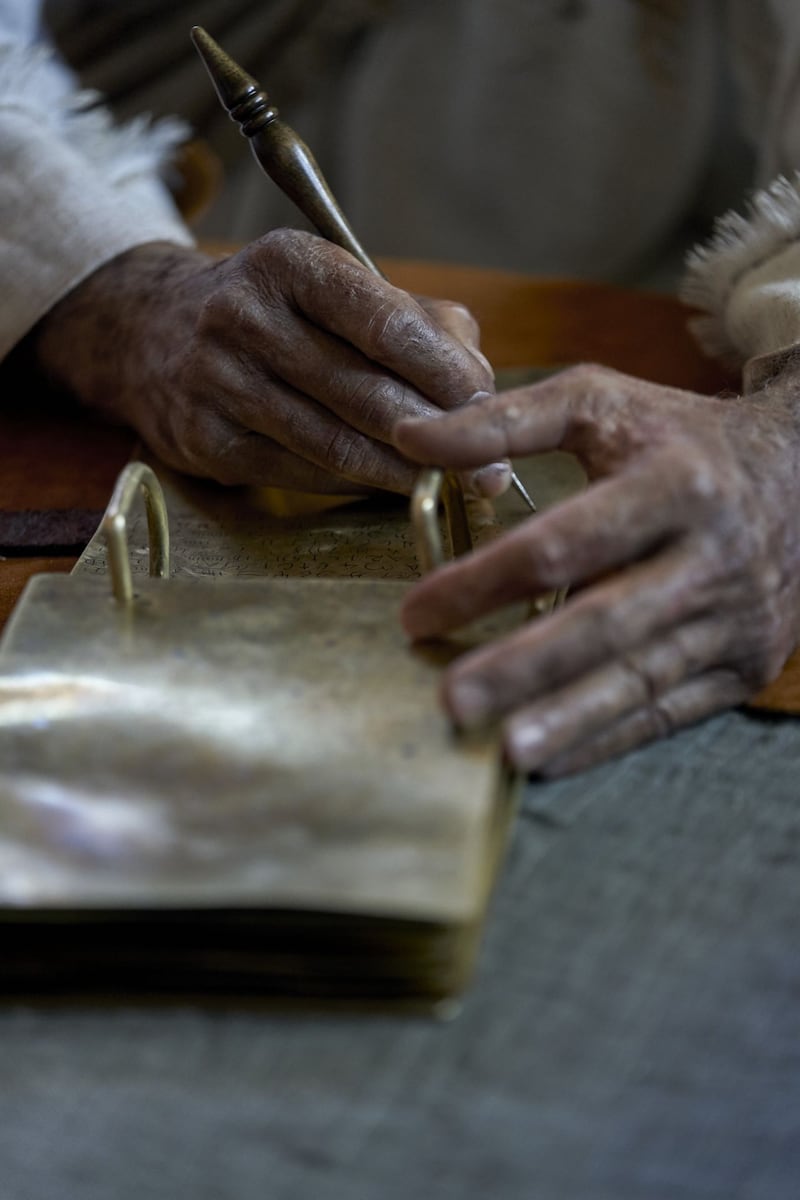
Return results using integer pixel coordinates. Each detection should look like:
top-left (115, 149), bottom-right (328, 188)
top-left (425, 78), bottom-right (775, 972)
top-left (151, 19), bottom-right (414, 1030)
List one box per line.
top-left (412, 469), bottom-right (473, 573)
top-left (102, 461), bottom-right (169, 605)
top-left (0, 463), bottom-right (522, 1002)
top-left (190, 26), bottom-right (535, 512)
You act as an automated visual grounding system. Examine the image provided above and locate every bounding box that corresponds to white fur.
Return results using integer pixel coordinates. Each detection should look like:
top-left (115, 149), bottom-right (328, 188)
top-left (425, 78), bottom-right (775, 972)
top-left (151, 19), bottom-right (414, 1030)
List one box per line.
top-left (682, 172), bottom-right (800, 364)
top-left (0, 42), bottom-right (188, 184)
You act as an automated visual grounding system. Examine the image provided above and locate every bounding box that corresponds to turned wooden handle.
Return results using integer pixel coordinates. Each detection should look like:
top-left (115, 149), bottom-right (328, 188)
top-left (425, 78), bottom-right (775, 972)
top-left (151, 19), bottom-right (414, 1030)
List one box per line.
top-left (190, 25), bottom-right (381, 275)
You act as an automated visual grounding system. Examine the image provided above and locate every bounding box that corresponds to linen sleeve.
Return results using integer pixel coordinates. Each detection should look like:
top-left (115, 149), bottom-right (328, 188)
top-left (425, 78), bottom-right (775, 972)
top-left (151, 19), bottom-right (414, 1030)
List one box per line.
top-left (0, 33), bottom-right (194, 360)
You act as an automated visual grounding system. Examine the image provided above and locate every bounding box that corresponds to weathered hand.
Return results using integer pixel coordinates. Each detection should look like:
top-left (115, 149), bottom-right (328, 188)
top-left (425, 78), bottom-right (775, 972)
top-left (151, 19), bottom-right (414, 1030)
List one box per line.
top-left (29, 230), bottom-right (499, 494)
top-left (396, 362), bottom-right (800, 775)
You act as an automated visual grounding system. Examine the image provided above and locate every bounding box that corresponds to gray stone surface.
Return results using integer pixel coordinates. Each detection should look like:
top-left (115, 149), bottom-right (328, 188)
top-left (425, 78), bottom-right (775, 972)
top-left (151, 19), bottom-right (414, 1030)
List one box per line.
top-left (2, 707), bottom-right (799, 1199)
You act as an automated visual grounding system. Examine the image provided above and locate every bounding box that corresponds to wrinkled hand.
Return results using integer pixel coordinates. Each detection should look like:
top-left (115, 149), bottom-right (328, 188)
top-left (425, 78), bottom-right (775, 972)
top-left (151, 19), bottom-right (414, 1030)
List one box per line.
top-left (29, 230), bottom-right (501, 495)
top-left (396, 362), bottom-right (800, 775)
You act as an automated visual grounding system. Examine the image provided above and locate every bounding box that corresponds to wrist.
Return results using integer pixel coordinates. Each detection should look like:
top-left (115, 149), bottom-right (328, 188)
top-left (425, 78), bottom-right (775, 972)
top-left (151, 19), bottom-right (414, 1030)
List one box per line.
top-left (742, 342), bottom-right (800, 395)
top-left (29, 242), bottom-right (210, 412)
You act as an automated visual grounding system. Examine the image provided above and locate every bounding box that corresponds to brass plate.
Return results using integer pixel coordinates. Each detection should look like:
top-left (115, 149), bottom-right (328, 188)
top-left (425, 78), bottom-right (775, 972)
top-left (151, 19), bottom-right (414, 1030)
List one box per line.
top-left (0, 574), bottom-right (507, 923)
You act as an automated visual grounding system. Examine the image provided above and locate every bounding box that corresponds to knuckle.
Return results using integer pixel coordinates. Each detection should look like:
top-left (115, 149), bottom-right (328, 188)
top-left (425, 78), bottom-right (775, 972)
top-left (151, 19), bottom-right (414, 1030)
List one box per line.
top-left (670, 623), bottom-right (708, 678)
top-left (255, 228), bottom-right (367, 299)
top-left (557, 364), bottom-right (632, 459)
top-left (162, 410), bottom-right (217, 479)
top-left (249, 228), bottom-right (334, 302)
top-left (450, 299), bottom-right (477, 323)
top-left (560, 362), bottom-right (619, 410)
top-left (253, 226), bottom-right (306, 267)
top-left (192, 290), bottom-right (224, 338)
top-left (194, 282), bottom-right (259, 342)
top-left (682, 455), bottom-right (726, 508)
top-left (647, 697), bottom-right (678, 740)
top-left (529, 530), bottom-right (569, 584)
top-left (344, 374), bottom-right (395, 430)
top-left (204, 428), bottom-right (257, 486)
top-left (619, 650), bottom-right (660, 705)
top-left (363, 297), bottom-right (418, 358)
top-left (439, 299), bottom-right (479, 335)
top-left (576, 597), bottom-right (626, 662)
top-left (688, 517), bottom-right (795, 688)
top-left (755, 641), bottom-right (791, 686)
top-left (591, 597), bottom-right (620, 653)
top-left (703, 523), bottom-right (749, 583)
top-left (561, 361), bottom-right (611, 386)
top-left (322, 426), bottom-right (371, 481)
top-left (735, 595), bottom-right (794, 687)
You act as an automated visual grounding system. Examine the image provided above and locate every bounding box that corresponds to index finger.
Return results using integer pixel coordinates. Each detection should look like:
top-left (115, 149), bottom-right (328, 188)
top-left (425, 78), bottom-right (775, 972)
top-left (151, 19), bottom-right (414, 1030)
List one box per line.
top-left (278, 237), bottom-right (494, 406)
top-left (393, 360), bottom-right (643, 466)
top-left (401, 453), bottom-right (692, 639)
top-left (394, 377), bottom-right (576, 467)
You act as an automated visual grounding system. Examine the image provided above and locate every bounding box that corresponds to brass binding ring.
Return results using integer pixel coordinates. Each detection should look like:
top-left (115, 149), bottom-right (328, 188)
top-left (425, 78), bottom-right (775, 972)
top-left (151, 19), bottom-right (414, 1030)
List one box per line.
top-left (411, 469), bottom-right (473, 574)
top-left (101, 462), bottom-right (170, 605)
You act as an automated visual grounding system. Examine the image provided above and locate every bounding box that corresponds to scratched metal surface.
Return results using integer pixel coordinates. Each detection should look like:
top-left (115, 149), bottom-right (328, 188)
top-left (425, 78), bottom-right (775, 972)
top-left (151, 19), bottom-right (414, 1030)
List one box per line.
top-left (73, 447), bottom-right (583, 585)
top-left (0, 575), bottom-right (500, 922)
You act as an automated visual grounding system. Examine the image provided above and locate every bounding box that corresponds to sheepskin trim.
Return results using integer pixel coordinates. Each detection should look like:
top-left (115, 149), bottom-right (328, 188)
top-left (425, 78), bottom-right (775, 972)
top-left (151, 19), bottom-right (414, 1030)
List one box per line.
top-left (681, 172), bottom-right (800, 364)
top-left (0, 42), bottom-right (189, 186)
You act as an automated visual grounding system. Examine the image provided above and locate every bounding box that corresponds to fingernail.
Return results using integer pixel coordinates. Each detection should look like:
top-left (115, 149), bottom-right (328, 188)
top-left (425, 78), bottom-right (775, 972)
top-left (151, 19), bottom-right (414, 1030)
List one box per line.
top-left (470, 461), bottom-right (512, 498)
top-left (448, 678), bottom-right (492, 727)
top-left (505, 719), bottom-right (548, 768)
top-left (466, 389), bottom-right (493, 407)
top-left (469, 350), bottom-right (495, 379)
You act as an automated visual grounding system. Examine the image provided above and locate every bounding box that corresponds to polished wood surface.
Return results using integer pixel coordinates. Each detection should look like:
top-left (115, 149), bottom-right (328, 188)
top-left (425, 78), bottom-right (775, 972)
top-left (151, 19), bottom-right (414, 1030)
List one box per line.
top-left (383, 259), bottom-right (732, 393)
top-left (0, 402), bottom-right (135, 627)
top-left (1, 259), bottom-right (797, 708)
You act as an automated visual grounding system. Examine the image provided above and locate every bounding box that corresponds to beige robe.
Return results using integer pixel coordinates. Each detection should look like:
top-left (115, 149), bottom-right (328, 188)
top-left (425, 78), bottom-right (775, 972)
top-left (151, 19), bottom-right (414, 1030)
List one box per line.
top-left (2, 1), bottom-right (800, 367)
